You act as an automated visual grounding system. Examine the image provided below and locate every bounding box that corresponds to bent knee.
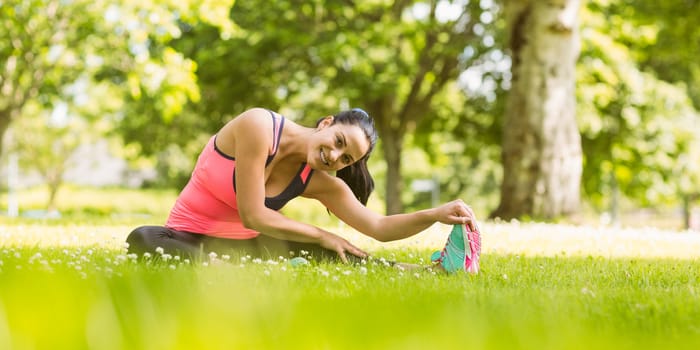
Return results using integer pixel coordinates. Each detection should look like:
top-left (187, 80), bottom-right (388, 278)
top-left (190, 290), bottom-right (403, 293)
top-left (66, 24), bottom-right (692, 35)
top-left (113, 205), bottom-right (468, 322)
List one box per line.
top-left (126, 225), bottom-right (162, 254)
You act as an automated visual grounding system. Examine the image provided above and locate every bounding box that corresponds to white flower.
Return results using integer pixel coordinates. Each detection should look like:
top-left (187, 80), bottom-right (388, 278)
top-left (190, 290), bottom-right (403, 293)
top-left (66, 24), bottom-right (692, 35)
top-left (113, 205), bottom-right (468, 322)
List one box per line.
top-left (155, 247), bottom-right (164, 255)
top-left (581, 287), bottom-right (596, 298)
top-left (143, 252), bottom-right (152, 259)
top-left (208, 252), bottom-right (218, 260)
top-left (169, 264), bottom-right (176, 270)
top-left (222, 254), bottom-right (230, 261)
top-left (359, 267), bottom-right (368, 274)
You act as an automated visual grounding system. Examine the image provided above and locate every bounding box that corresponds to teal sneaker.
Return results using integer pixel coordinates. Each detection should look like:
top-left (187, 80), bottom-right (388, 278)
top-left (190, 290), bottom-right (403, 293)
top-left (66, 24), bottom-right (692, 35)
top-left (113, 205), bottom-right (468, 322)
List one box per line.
top-left (431, 223), bottom-right (481, 274)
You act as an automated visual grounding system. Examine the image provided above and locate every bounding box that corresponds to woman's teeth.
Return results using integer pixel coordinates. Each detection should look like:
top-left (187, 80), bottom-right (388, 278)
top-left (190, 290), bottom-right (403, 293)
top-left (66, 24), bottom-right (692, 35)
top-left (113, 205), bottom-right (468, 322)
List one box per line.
top-left (321, 149), bottom-right (328, 165)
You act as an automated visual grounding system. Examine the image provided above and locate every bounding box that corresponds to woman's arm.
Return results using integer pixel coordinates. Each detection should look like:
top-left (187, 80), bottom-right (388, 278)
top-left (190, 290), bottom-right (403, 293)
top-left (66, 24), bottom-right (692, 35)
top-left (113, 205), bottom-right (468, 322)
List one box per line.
top-left (305, 172), bottom-right (476, 242)
top-left (222, 108), bottom-right (367, 262)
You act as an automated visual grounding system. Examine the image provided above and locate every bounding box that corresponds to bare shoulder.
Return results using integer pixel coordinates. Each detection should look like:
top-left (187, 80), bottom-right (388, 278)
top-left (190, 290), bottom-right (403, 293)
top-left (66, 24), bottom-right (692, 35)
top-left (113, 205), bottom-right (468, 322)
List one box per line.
top-left (217, 108), bottom-right (275, 157)
top-left (224, 108), bottom-right (273, 135)
top-left (303, 170), bottom-right (348, 199)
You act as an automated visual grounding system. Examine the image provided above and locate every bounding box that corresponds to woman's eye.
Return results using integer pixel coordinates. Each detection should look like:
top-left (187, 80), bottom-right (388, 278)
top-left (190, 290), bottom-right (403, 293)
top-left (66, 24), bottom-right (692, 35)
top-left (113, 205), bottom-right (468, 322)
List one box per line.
top-left (336, 138), bottom-right (343, 146)
top-left (343, 156), bottom-right (351, 164)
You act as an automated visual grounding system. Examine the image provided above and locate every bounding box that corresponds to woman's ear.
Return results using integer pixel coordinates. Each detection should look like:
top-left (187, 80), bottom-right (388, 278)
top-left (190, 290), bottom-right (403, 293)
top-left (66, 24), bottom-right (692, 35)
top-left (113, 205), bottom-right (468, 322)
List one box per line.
top-left (317, 116), bottom-right (334, 129)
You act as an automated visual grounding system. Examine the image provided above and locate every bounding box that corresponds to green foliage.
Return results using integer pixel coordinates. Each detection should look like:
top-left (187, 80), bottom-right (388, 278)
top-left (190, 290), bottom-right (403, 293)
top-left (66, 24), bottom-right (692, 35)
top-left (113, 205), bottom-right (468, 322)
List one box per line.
top-left (169, 0), bottom-right (504, 212)
top-left (7, 103), bottom-right (106, 210)
top-left (0, 0), bottom-right (102, 156)
top-left (0, 0), bottom-right (208, 172)
top-left (577, 2), bottom-right (700, 209)
top-left (4, 0), bottom-right (700, 217)
top-left (620, 0), bottom-right (700, 109)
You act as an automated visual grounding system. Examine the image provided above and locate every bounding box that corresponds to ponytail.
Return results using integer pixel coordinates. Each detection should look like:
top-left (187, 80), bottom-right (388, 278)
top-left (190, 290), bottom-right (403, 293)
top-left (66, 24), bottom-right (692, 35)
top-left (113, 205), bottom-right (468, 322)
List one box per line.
top-left (336, 157), bottom-right (374, 205)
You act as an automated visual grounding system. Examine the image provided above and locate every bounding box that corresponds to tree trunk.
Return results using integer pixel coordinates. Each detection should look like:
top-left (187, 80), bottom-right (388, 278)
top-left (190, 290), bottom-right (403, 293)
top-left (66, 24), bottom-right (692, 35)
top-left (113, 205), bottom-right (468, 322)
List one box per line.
top-left (369, 97), bottom-right (406, 215)
top-left (492, 0), bottom-right (583, 220)
top-left (0, 110), bottom-right (10, 157)
top-left (383, 129), bottom-right (404, 215)
top-left (44, 165), bottom-right (65, 212)
top-left (682, 194), bottom-right (698, 230)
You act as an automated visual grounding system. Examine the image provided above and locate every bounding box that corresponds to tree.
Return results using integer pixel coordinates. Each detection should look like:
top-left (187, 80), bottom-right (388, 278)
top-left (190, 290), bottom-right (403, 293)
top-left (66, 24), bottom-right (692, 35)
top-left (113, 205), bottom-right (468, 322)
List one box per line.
top-left (8, 101), bottom-right (110, 211)
top-left (0, 0), bottom-right (97, 157)
top-left (176, 0), bottom-right (497, 214)
top-left (626, 0), bottom-right (700, 109)
top-left (1, 0), bottom-right (236, 189)
top-left (576, 1), bottom-right (700, 226)
top-left (616, 0), bottom-right (700, 229)
top-left (491, 0), bottom-right (582, 220)
top-left (0, 0), bottom-right (233, 157)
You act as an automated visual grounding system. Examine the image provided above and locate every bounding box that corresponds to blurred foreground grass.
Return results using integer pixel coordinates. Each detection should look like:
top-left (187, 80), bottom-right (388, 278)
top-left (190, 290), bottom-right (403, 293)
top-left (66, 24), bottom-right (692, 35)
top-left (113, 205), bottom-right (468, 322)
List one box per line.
top-left (2, 186), bottom-right (700, 349)
top-left (2, 224), bottom-right (700, 350)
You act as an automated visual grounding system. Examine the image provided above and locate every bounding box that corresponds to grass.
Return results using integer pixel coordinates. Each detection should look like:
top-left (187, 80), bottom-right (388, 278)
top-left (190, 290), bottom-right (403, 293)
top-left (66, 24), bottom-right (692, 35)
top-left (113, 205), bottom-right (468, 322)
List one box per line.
top-left (1, 222), bottom-right (700, 350)
top-left (2, 187), bottom-right (700, 349)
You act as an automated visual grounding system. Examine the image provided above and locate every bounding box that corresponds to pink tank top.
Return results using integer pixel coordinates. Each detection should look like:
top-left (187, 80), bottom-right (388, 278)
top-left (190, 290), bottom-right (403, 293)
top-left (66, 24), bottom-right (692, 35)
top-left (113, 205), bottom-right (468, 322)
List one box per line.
top-left (166, 111), bottom-right (314, 239)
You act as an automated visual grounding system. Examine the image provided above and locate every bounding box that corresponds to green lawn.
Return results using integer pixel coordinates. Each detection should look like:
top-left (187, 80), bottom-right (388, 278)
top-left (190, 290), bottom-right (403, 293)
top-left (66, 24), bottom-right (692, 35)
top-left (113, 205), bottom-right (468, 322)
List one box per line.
top-left (1, 223), bottom-right (700, 350)
top-left (1, 187), bottom-right (700, 349)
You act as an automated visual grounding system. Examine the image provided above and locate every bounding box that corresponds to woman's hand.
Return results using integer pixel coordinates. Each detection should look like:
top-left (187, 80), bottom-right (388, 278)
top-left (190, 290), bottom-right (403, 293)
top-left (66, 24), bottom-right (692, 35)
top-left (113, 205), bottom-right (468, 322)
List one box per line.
top-left (433, 199), bottom-right (478, 231)
top-left (318, 231), bottom-right (368, 263)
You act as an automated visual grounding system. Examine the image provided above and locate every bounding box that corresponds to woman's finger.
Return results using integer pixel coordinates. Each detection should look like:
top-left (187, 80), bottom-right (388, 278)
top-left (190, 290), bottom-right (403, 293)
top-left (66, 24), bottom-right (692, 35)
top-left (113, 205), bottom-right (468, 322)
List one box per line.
top-left (347, 245), bottom-right (368, 258)
top-left (337, 249), bottom-right (349, 264)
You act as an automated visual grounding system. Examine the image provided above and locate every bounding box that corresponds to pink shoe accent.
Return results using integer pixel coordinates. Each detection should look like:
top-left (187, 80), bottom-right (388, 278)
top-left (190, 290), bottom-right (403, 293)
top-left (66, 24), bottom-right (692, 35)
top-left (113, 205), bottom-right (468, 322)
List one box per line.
top-left (464, 223), bottom-right (481, 274)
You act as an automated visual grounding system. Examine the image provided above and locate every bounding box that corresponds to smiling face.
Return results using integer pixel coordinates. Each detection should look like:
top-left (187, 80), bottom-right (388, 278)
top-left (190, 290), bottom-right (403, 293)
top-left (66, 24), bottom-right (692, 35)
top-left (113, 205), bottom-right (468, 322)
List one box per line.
top-left (308, 118), bottom-right (370, 171)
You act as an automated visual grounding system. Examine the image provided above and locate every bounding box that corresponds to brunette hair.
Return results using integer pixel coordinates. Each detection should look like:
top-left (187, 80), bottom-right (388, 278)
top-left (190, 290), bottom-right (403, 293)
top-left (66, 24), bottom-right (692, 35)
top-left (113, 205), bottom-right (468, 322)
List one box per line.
top-left (317, 108), bottom-right (378, 205)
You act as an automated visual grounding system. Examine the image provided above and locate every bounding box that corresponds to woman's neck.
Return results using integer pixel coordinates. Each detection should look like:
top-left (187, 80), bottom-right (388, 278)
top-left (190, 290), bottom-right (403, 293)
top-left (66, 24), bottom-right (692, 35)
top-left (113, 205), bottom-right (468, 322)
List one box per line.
top-left (275, 121), bottom-right (313, 163)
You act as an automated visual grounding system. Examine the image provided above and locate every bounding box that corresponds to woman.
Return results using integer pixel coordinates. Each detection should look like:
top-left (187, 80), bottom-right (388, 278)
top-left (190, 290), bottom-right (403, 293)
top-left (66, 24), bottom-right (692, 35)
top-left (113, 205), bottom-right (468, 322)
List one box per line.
top-left (126, 107), bottom-right (480, 273)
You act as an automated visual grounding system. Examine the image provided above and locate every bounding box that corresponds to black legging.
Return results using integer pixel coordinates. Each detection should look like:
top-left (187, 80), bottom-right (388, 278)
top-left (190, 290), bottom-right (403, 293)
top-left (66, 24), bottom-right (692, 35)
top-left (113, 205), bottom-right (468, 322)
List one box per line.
top-left (126, 225), bottom-right (358, 262)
